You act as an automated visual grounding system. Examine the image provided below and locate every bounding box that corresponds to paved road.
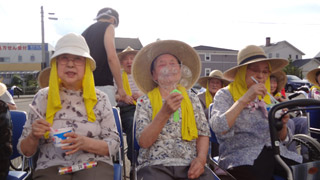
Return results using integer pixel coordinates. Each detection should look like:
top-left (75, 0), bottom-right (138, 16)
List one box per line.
top-left (14, 95), bottom-right (34, 112)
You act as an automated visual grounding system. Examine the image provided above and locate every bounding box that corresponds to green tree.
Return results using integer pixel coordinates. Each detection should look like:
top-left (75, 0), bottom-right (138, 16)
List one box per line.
top-left (25, 74), bottom-right (37, 87)
top-left (283, 58), bottom-right (303, 78)
top-left (10, 74), bottom-right (23, 87)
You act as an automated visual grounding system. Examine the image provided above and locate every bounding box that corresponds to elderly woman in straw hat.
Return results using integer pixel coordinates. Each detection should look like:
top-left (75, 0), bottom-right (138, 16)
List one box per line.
top-left (307, 66), bottom-right (320, 100)
top-left (132, 40), bottom-right (214, 179)
top-left (270, 71), bottom-right (309, 153)
top-left (18, 33), bottom-right (119, 180)
top-left (209, 45), bottom-right (302, 180)
top-left (197, 70), bottom-right (230, 119)
top-left (115, 46), bottom-right (143, 164)
top-left (37, 67), bottom-right (51, 89)
top-left (0, 82), bottom-right (17, 110)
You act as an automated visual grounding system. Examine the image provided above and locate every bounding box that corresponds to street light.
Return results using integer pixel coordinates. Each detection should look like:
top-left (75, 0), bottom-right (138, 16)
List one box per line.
top-left (41, 6), bottom-right (57, 69)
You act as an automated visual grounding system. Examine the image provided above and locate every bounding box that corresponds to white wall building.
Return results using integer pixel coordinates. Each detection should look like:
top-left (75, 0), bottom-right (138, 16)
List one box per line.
top-left (261, 37), bottom-right (305, 60)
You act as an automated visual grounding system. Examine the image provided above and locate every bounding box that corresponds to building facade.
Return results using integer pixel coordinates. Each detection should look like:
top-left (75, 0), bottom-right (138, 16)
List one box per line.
top-left (261, 37), bottom-right (305, 60)
top-left (193, 45), bottom-right (238, 77)
top-left (0, 38), bottom-right (143, 86)
top-left (0, 42), bottom-right (54, 85)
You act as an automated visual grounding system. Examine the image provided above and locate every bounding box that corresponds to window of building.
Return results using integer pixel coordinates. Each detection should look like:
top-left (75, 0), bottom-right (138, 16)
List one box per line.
top-left (268, 53), bottom-right (272, 58)
top-left (289, 54), bottom-right (292, 59)
top-left (276, 53), bottom-right (279, 58)
top-left (0, 57), bottom-right (10, 62)
top-left (30, 55), bottom-right (35, 61)
top-left (205, 68), bottom-right (211, 76)
top-left (18, 55), bottom-right (22, 62)
top-left (205, 53), bottom-right (211, 61)
top-left (296, 55), bottom-right (299, 60)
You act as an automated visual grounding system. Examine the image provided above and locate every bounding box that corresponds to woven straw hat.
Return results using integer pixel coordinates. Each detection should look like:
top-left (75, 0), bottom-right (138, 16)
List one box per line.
top-left (132, 40), bottom-right (201, 94)
top-left (118, 46), bottom-right (138, 61)
top-left (50, 33), bottom-right (96, 71)
top-left (307, 66), bottom-right (320, 85)
top-left (197, 70), bottom-right (230, 88)
top-left (223, 45), bottom-right (288, 80)
top-left (270, 71), bottom-right (287, 93)
top-left (38, 67), bottom-right (51, 88)
top-left (0, 82), bottom-right (7, 96)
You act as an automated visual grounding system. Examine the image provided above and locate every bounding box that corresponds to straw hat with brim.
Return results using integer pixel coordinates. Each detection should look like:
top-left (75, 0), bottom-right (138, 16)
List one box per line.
top-left (223, 45), bottom-right (289, 81)
top-left (0, 82), bottom-right (7, 96)
top-left (270, 71), bottom-right (287, 93)
top-left (50, 33), bottom-right (96, 71)
top-left (118, 46), bottom-right (138, 61)
top-left (132, 40), bottom-right (201, 94)
top-left (38, 67), bottom-right (51, 88)
top-left (198, 70), bottom-right (230, 88)
top-left (307, 66), bottom-right (320, 85)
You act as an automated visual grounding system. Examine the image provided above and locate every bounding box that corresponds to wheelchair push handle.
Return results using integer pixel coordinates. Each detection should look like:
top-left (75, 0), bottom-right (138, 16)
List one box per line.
top-left (268, 99), bottom-right (320, 155)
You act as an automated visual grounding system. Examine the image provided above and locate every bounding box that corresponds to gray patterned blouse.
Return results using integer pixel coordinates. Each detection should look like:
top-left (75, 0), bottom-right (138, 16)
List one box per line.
top-left (209, 87), bottom-right (302, 170)
top-left (18, 87), bottom-right (120, 170)
top-left (135, 90), bottom-right (210, 170)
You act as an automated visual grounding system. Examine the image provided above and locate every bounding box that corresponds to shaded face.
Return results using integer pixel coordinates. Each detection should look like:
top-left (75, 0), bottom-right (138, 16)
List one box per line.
top-left (270, 76), bottom-right (278, 94)
top-left (56, 54), bottom-right (86, 90)
top-left (152, 54), bottom-right (181, 90)
top-left (245, 61), bottom-right (270, 88)
top-left (208, 78), bottom-right (223, 95)
top-left (121, 53), bottom-right (135, 74)
top-left (317, 74), bottom-right (320, 86)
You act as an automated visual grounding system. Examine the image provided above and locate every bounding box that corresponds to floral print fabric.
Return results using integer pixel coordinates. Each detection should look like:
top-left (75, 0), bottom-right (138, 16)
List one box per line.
top-left (18, 87), bottom-right (120, 170)
top-left (310, 88), bottom-right (320, 100)
top-left (135, 90), bottom-right (210, 169)
top-left (209, 87), bottom-right (302, 170)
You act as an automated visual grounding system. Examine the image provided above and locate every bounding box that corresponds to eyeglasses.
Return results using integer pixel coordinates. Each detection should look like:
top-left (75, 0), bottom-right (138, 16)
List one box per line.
top-left (57, 55), bottom-right (86, 66)
top-left (247, 67), bottom-right (270, 76)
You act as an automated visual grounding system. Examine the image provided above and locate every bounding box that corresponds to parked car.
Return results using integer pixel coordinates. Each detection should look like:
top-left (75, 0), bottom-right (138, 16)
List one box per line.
top-left (285, 75), bottom-right (311, 93)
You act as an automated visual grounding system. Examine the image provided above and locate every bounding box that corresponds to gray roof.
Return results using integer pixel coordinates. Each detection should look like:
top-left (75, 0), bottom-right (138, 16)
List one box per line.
top-left (292, 58), bottom-right (313, 67)
top-left (262, 40), bottom-right (305, 55)
top-left (115, 37), bottom-right (143, 52)
top-left (193, 45), bottom-right (237, 52)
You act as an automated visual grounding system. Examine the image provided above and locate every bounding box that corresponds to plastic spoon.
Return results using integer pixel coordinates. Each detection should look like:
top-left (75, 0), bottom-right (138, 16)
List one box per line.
top-left (250, 76), bottom-right (280, 104)
top-left (29, 104), bottom-right (55, 132)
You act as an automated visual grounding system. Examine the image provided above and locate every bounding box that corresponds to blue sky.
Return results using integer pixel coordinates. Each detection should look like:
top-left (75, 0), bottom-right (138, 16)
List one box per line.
top-left (1, 0), bottom-right (320, 58)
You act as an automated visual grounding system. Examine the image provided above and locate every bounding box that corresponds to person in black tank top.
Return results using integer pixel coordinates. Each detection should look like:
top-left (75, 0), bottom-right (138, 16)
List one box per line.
top-left (82, 7), bottom-right (128, 106)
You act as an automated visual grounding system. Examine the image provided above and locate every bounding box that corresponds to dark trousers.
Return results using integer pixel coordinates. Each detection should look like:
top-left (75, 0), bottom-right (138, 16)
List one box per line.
top-left (137, 165), bottom-right (216, 180)
top-left (33, 161), bottom-right (113, 180)
top-left (227, 146), bottom-right (299, 180)
top-left (119, 105), bottom-right (136, 163)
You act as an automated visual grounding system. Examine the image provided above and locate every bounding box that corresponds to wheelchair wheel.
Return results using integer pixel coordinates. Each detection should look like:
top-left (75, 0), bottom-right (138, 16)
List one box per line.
top-left (290, 134), bottom-right (320, 161)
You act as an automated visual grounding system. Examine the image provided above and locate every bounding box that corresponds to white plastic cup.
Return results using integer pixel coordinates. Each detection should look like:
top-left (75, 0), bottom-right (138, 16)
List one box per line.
top-left (51, 127), bottom-right (72, 147)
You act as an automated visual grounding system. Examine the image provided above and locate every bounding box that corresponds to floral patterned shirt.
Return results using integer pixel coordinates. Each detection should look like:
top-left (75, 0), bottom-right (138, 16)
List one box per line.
top-left (135, 90), bottom-right (210, 169)
top-left (310, 88), bottom-right (320, 100)
top-left (209, 87), bottom-right (302, 170)
top-left (18, 87), bottom-right (120, 170)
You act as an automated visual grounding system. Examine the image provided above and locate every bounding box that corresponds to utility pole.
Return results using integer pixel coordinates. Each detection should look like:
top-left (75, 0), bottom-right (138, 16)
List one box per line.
top-left (41, 6), bottom-right (45, 69)
top-left (40, 6), bottom-right (57, 70)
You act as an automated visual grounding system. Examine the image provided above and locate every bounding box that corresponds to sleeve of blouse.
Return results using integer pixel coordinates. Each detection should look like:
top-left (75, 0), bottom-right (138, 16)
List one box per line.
top-left (98, 94), bottom-right (120, 157)
top-left (310, 88), bottom-right (315, 99)
top-left (134, 95), bottom-right (152, 145)
top-left (209, 88), bottom-right (235, 139)
top-left (190, 93), bottom-right (210, 137)
top-left (17, 89), bottom-right (47, 157)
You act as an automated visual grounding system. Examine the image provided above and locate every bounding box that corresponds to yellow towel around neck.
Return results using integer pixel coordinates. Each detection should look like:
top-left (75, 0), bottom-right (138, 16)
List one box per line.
top-left (205, 82), bottom-right (213, 108)
top-left (227, 65), bottom-right (271, 105)
top-left (122, 71), bottom-right (136, 105)
top-left (45, 59), bottom-right (97, 139)
top-left (147, 85), bottom-right (198, 141)
top-left (311, 85), bottom-right (320, 91)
